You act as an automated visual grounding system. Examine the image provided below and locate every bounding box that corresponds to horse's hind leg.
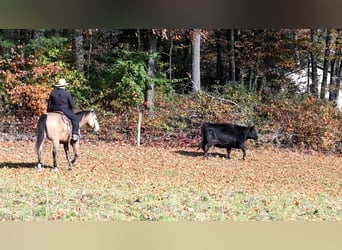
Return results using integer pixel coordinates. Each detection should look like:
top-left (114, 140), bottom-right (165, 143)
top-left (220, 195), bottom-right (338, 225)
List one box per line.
top-left (37, 151), bottom-right (43, 170)
top-left (36, 114), bottom-right (47, 170)
top-left (37, 140), bottom-right (44, 170)
top-left (71, 154), bottom-right (79, 164)
top-left (37, 146), bottom-right (43, 170)
top-left (63, 143), bottom-right (72, 170)
top-left (52, 140), bottom-right (59, 170)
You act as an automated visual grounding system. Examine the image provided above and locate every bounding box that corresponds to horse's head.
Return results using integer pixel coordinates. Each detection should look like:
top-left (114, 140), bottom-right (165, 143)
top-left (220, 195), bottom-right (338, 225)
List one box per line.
top-left (89, 110), bottom-right (100, 132)
top-left (77, 110), bottom-right (100, 132)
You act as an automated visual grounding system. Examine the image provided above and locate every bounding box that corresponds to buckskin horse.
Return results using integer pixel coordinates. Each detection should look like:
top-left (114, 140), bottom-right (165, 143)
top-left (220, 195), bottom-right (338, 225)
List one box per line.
top-left (36, 110), bottom-right (100, 170)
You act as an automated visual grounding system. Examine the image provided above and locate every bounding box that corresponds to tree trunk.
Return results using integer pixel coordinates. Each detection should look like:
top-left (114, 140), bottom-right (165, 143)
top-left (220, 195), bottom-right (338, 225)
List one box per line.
top-left (293, 30), bottom-right (300, 66)
top-left (307, 59), bottom-right (311, 92)
top-left (145, 30), bottom-right (157, 112)
top-left (228, 29), bottom-right (236, 83)
top-left (234, 29), bottom-right (241, 82)
top-left (310, 29), bottom-right (319, 97)
top-left (329, 57), bottom-right (341, 102)
top-left (33, 29), bottom-right (44, 39)
top-left (248, 69), bottom-right (253, 90)
top-left (329, 30), bottom-right (341, 102)
top-left (168, 30), bottom-right (173, 83)
top-left (321, 29), bottom-right (334, 99)
top-left (214, 29), bottom-right (226, 85)
top-left (336, 32), bottom-right (342, 103)
top-left (192, 29), bottom-right (201, 92)
top-left (85, 29), bottom-right (93, 78)
top-left (338, 59), bottom-right (342, 102)
top-left (136, 29), bottom-right (142, 51)
top-left (74, 29), bottom-right (85, 72)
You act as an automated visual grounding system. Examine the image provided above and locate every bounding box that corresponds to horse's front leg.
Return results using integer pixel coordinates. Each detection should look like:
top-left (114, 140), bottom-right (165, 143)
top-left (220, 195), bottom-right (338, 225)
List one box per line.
top-left (71, 140), bottom-right (80, 164)
top-left (63, 143), bottom-right (72, 170)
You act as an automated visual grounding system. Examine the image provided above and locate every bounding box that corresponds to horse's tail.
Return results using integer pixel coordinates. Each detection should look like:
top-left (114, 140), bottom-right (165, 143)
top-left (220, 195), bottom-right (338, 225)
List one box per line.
top-left (36, 113), bottom-right (48, 153)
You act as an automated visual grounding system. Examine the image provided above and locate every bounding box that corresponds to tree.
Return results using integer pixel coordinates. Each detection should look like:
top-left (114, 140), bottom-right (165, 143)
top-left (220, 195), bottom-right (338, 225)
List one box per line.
top-left (192, 29), bottom-right (201, 92)
top-left (228, 29), bottom-right (236, 83)
top-left (33, 29), bottom-right (44, 40)
top-left (74, 29), bottom-right (85, 72)
top-left (329, 30), bottom-right (342, 102)
top-left (214, 29), bottom-right (226, 85)
top-left (310, 29), bottom-right (319, 97)
top-left (145, 29), bottom-right (158, 112)
top-left (321, 29), bottom-right (334, 100)
top-left (1, 28), bottom-right (341, 115)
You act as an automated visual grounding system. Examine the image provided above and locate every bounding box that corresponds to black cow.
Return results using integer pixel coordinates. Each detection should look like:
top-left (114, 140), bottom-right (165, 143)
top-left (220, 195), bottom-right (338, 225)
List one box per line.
top-left (199, 123), bottom-right (258, 160)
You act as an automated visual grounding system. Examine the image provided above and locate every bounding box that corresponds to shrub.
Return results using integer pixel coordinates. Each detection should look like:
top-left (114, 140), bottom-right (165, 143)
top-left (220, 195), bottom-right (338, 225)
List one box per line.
top-left (258, 95), bottom-right (342, 151)
top-left (7, 82), bottom-right (52, 116)
top-left (88, 48), bottom-right (172, 112)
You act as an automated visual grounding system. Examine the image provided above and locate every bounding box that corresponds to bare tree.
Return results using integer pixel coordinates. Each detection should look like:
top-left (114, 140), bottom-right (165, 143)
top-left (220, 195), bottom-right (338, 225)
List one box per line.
top-left (228, 29), bottom-right (236, 83)
top-left (33, 29), bottom-right (44, 39)
top-left (192, 29), bottom-right (201, 92)
top-left (321, 29), bottom-right (334, 99)
top-left (74, 29), bottom-right (84, 72)
top-left (329, 30), bottom-right (341, 102)
top-left (145, 29), bottom-right (157, 112)
top-left (214, 29), bottom-right (226, 85)
top-left (310, 29), bottom-right (319, 97)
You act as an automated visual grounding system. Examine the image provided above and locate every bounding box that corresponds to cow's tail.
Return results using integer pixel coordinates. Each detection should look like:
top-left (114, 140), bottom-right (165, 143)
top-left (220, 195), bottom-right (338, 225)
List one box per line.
top-left (197, 140), bottom-right (203, 150)
top-left (197, 124), bottom-right (205, 150)
top-left (36, 113), bottom-right (48, 153)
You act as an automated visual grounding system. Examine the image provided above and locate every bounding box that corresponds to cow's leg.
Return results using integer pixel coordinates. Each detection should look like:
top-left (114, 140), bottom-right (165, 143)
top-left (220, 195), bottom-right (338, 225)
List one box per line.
top-left (226, 147), bottom-right (232, 159)
top-left (239, 145), bottom-right (246, 160)
top-left (203, 144), bottom-right (212, 158)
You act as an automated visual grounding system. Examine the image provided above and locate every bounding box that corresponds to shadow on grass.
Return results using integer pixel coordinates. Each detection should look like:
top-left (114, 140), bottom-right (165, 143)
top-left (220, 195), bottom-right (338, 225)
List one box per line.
top-left (0, 162), bottom-right (53, 169)
top-left (175, 149), bottom-right (227, 158)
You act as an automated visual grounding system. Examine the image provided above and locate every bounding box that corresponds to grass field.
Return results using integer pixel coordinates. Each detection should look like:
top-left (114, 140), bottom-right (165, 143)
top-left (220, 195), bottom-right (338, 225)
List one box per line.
top-left (0, 140), bottom-right (341, 221)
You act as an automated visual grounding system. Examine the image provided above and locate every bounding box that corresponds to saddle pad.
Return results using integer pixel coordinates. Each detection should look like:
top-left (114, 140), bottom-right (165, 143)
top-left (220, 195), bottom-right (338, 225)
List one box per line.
top-left (52, 111), bottom-right (71, 126)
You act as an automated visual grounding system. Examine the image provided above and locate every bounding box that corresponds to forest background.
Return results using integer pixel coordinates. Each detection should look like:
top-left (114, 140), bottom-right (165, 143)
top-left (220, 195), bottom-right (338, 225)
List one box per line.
top-left (0, 29), bottom-right (341, 152)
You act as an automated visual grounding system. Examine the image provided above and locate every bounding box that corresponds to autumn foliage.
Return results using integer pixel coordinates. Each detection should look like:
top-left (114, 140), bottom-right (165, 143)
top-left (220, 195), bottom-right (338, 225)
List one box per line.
top-left (258, 95), bottom-right (342, 151)
top-left (7, 82), bottom-right (52, 116)
top-left (0, 30), bottom-right (342, 153)
top-left (0, 41), bottom-right (66, 115)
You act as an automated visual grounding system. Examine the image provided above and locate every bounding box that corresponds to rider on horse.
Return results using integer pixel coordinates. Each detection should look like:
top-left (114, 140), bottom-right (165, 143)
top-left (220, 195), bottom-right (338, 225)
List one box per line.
top-left (47, 78), bottom-right (80, 143)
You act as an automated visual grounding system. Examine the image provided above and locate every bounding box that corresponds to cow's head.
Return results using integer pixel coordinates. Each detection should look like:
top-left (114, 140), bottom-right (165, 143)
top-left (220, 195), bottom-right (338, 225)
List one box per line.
top-left (247, 126), bottom-right (258, 141)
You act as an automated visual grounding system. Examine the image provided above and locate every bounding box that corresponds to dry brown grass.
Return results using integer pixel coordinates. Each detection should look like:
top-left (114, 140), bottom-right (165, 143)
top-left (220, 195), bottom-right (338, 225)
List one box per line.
top-left (0, 140), bottom-right (341, 221)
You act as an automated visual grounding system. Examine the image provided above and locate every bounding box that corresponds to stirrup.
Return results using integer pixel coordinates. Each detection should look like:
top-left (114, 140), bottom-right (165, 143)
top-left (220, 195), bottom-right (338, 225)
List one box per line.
top-left (71, 134), bottom-right (79, 141)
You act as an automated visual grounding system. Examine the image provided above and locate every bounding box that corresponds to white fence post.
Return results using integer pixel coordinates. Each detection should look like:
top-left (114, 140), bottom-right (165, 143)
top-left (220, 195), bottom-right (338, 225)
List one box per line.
top-left (137, 111), bottom-right (142, 146)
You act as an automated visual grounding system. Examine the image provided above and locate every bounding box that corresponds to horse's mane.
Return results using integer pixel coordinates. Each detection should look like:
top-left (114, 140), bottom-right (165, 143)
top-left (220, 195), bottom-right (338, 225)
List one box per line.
top-left (75, 110), bottom-right (93, 120)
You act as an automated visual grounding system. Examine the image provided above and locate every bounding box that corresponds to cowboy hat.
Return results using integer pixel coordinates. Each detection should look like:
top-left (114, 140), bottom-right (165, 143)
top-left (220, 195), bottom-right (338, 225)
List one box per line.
top-left (55, 78), bottom-right (68, 87)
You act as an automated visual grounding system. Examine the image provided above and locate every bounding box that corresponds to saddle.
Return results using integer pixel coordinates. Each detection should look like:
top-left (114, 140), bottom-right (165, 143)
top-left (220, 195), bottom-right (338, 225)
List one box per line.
top-left (51, 111), bottom-right (80, 141)
top-left (52, 111), bottom-right (72, 127)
